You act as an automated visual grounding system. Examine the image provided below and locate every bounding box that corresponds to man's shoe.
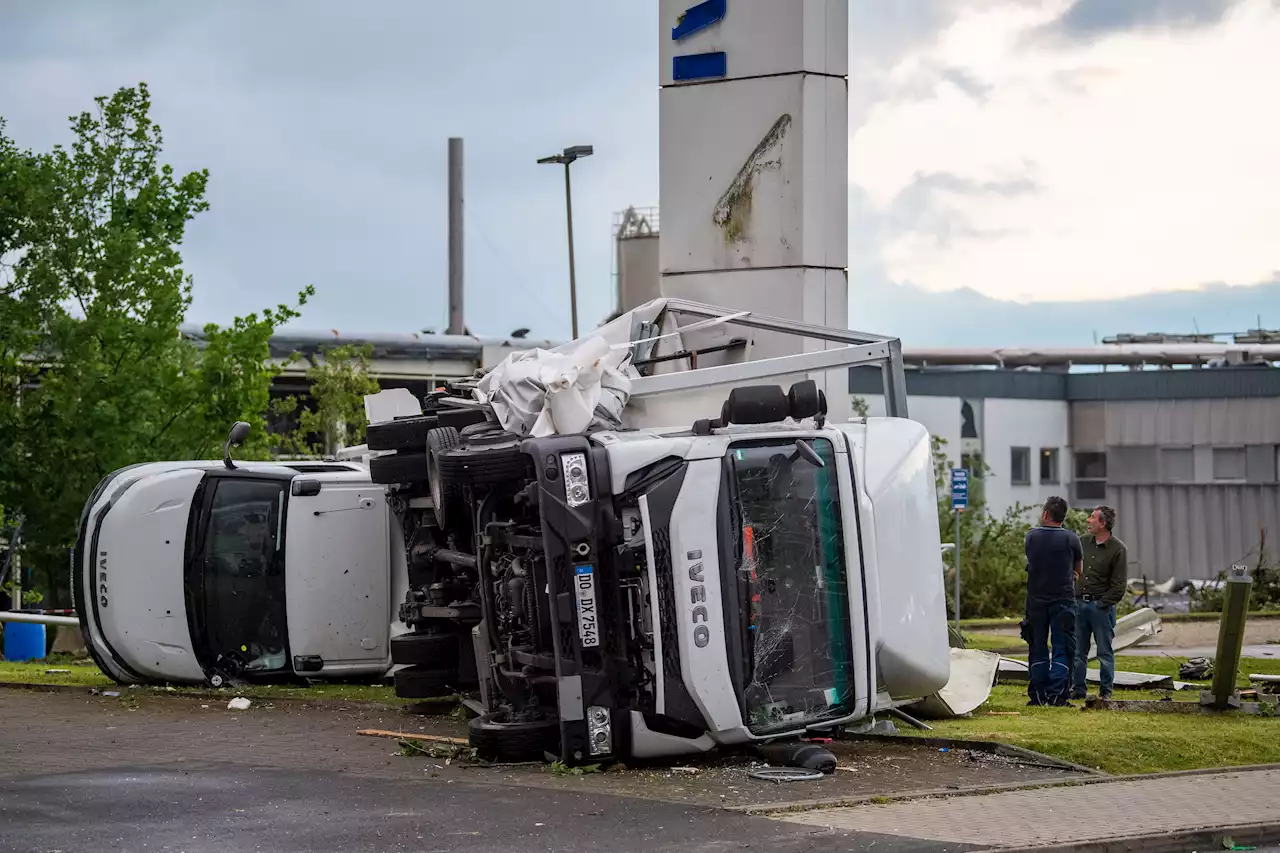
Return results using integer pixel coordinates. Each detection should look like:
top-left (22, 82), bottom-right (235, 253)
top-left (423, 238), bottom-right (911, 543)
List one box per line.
top-left (1099, 693), bottom-right (1113, 702)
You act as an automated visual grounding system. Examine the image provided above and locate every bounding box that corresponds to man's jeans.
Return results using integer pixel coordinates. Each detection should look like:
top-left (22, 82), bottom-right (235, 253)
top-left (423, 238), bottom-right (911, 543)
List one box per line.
top-left (1072, 600), bottom-right (1117, 698)
top-left (1025, 599), bottom-right (1076, 706)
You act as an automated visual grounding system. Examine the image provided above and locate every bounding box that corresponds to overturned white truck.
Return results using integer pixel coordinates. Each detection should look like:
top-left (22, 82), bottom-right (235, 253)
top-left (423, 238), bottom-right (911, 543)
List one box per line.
top-left (368, 299), bottom-right (950, 764)
top-left (73, 299), bottom-right (949, 766)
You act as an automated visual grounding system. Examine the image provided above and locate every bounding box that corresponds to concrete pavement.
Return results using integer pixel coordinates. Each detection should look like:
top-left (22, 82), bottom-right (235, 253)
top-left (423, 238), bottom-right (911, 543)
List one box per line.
top-left (775, 768), bottom-right (1280, 850)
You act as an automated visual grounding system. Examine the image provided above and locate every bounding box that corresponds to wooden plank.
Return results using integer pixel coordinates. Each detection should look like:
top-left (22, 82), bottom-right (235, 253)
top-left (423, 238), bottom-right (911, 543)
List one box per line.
top-left (358, 727), bottom-right (468, 742)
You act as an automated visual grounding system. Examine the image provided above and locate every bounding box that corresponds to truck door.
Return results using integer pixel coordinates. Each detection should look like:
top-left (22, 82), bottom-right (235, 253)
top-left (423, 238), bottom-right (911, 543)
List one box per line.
top-left (284, 478), bottom-right (391, 676)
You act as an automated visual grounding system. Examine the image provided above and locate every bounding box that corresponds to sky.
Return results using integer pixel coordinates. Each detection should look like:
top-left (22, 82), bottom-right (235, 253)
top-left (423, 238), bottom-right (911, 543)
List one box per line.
top-left (2, 0), bottom-right (1278, 346)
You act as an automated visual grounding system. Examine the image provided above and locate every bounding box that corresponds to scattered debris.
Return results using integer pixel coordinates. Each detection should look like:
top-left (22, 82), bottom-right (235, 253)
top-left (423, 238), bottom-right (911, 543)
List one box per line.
top-left (45, 669), bottom-right (71, 674)
top-left (749, 767), bottom-right (824, 784)
top-left (103, 691), bottom-right (120, 698)
top-left (397, 738), bottom-right (476, 761)
top-left (1181, 657), bottom-right (1214, 680)
top-left (908, 649), bottom-right (1000, 719)
top-left (357, 729), bottom-right (468, 745)
top-left (670, 766), bottom-right (700, 774)
top-left (227, 697), bottom-right (251, 711)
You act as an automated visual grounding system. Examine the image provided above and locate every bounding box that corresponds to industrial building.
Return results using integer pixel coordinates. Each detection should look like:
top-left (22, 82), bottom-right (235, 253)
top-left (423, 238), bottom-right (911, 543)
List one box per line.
top-left (612, 209), bottom-right (1280, 583)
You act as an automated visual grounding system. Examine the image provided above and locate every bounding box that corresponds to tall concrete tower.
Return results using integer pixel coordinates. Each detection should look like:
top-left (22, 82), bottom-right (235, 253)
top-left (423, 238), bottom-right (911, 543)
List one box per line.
top-left (658, 0), bottom-right (849, 414)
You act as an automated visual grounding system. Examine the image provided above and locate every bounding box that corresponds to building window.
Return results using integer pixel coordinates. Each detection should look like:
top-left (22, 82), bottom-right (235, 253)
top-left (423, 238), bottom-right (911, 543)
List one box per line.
top-left (1076, 480), bottom-right (1106, 501)
top-left (1075, 452), bottom-right (1106, 479)
top-left (961, 400), bottom-right (979, 439)
top-left (1213, 447), bottom-right (1247, 481)
top-left (1040, 448), bottom-right (1059, 484)
top-left (1074, 451), bottom-right (1106, 502)
top-left (1011, 447), bottom-right (1031, 485)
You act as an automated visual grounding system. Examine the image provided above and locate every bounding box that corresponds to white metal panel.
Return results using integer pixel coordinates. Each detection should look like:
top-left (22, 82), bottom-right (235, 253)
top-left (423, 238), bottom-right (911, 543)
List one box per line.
top-left (845, 418), bottom-right (950, 699)
top-left (658, 0), bottom-right (847, 86)
top-left (659, 74), bottom-right (847, 274)
top-left (667, 458), bottom-right (743, 736)
top-left (89, 468), bottom-right (207, 683)
top-left (284, 479), bottom-right (391, 675)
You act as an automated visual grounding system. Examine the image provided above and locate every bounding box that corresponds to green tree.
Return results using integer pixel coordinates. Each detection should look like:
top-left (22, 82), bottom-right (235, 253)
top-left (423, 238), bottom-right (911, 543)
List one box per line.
top-left (272, 344), bottom-right (381, 457)
top-left (932, 436), bottom-right (1090, 618)
top-left (0, 84), bottom-right (310, 606)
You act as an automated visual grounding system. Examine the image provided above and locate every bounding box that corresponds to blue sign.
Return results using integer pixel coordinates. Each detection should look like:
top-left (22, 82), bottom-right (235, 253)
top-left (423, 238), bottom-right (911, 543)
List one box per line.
top-left (950, 468), bottom-right (969, 511)
top-left (672, 0), bottom-right (727, 81)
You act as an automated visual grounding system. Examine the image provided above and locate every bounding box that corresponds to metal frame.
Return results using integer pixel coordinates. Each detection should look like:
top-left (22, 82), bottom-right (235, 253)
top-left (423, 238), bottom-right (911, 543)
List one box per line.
top-left (627, 299), bottom-right (910, 419)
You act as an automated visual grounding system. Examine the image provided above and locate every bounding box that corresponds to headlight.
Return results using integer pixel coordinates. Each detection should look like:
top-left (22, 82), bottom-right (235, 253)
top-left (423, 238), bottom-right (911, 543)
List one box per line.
top-left (561, 452), bottom-right (590, 508)
top-left (587, 705), bottom-right (612, 756)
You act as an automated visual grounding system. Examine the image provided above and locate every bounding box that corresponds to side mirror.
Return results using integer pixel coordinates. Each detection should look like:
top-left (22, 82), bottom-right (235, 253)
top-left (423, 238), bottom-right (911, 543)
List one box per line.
top-left (224, 421), bottom-right (252, 470)
top-left (291, 479), bottom-right (322, 497)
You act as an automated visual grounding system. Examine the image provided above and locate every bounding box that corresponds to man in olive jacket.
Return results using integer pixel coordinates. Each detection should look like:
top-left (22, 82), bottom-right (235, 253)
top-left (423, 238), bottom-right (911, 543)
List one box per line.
top-left (1070, 505), bottom-right (1128, 700)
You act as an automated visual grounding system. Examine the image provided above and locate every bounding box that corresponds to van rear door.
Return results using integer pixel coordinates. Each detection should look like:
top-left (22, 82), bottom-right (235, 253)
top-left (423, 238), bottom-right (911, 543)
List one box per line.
top-left (284, 477), bottom-right (391, 676)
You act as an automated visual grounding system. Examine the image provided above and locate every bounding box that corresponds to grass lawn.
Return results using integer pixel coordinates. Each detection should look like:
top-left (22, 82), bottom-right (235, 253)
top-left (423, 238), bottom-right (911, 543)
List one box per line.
top-left (908, 655), bottom-right (1280, 775)
top-left (962, 631), bottom-right (1024, 653)
top-left (0, 656), bottom-right (404, 704)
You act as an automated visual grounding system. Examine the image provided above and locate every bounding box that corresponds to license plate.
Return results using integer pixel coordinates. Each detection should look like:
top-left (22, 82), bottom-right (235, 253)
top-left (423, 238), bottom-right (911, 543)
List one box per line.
top-left (574, 564), bottom-right (600, 648)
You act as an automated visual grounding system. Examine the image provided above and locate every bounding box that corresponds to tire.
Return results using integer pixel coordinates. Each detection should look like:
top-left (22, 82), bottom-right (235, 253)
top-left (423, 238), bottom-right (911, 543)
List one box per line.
top-left (367, 414), bottom-right (439, 452)
top-left (468, 710), bottom-right (561, 763)
top-left (439, 448), bottom-right (530, 488)
top-left (370, 450), bottom-right (428, 485)
top-left (391, 632), bottom-right (459, 667)
top-left (426, 427), bottom-right (461, 528)
top-left (459, 421), bottom-right (502, 440)
top-left (394, 665), bottom-right (457, 699)
top-left (438, 407), bottom-right (490, 432)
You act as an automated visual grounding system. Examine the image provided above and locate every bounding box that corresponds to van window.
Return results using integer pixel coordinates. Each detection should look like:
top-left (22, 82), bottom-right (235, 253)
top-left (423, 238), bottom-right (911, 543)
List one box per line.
top-left (197, 478), bottom-right (290, 674)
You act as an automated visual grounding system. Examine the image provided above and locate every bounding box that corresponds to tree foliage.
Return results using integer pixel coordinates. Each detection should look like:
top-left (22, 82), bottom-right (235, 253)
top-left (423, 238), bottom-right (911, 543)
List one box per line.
top-left (0, 84), bottom-right (309, 606)
top-left (272, 344), bottom-right (381, 457)
top-left (932, 436), bottom-right (1090, 618)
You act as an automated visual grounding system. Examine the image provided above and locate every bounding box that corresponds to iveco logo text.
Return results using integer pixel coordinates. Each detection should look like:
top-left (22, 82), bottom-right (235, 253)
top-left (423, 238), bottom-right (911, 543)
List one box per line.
top-left (687, 550), bottom-right (710, 648)
top-left (98, 551), bottom-right (109, 608)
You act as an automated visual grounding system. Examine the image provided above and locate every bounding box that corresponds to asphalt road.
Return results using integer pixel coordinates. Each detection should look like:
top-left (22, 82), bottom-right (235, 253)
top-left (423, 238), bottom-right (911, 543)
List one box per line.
top-left (0, 764), bottom-right (970, 853)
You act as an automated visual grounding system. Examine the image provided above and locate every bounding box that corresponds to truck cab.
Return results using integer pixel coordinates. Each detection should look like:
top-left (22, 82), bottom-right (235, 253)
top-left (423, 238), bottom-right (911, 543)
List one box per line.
top-left (73, 458), bottom-right (408, 686)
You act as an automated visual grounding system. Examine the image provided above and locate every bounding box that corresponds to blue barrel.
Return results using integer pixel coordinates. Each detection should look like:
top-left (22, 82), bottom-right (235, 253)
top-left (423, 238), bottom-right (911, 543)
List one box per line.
top-left (3, 617), bottom-right (47, 662)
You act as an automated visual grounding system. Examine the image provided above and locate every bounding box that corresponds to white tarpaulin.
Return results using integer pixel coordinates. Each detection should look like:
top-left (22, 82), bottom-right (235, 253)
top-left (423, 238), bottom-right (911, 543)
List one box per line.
top-left (474, 298), bottom-right (750, 437)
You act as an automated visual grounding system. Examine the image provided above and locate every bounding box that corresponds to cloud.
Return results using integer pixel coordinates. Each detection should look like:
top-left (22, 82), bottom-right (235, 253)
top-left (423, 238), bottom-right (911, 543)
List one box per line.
top-left (0, 0), bottom-right (657, 340)
top-left (1044, 0), bottom-right (1237, 40)
top-left (850, 0), bottom-right (1280, 304)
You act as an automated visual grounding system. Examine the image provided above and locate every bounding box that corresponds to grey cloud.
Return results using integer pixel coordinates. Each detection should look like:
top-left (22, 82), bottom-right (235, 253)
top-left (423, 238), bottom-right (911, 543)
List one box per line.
top-left (1044, 0), bottom-right (1237, 40)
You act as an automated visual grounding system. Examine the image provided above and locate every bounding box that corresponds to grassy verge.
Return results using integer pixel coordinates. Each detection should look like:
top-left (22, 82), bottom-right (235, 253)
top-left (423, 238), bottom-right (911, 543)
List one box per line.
top-left (909, 656), bottom-right (1280, 775)
top-left (0, 657), bottom-right (403, 704)
top-left (961, 632), bottom-right (1024, 653)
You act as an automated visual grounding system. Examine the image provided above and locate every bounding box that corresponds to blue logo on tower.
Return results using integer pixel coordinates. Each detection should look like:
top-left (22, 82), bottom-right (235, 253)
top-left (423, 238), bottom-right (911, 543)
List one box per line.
top-left (672, 0), bottom-right (727, 81)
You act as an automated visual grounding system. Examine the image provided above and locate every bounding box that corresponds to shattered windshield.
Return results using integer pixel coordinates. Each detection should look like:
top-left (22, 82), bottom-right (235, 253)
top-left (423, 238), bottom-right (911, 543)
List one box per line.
top-left (726, 437), bottom-right (855, 734)
top-left (195, 478), bottom-right (290, 674)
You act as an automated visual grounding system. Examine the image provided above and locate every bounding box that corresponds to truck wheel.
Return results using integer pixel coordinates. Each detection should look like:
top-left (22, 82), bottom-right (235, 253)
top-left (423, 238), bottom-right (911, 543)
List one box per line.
top-left (440, 432), bottom-right (529, 488)
top-left (390, 632), bottom-right (458, 667)
top-left (468, 711), bottom-right (561, 763)
top-left (367, 414), bottom-right (439, 452)
top-left (370, 450), bottom-right (428, 485)
top-left (394, 665), bottom-right (457, 698)
top-left (425, 427), bottom-right (461, 528)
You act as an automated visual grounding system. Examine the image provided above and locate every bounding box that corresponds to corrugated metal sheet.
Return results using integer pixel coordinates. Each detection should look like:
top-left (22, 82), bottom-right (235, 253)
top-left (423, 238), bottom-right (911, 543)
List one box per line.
top-left (1071, 402), bottom-right (1106, 451)
top-left (1108, 484), bottom-right (1280, 581)
top-left (1102, 399), bottom-right (1280, 445)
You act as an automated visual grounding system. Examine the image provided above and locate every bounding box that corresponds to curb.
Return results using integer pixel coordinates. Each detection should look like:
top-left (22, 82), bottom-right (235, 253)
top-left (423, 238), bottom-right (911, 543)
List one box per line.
top-left (967, 819), bottom-right (1280, 853)
top-left (838, 732), bottom-right (1106, 776)
top-left (737, 761), bottom-right (1280, 816)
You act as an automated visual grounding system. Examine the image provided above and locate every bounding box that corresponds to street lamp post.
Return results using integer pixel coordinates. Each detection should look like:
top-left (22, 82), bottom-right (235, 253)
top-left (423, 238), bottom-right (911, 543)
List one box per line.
top-left (538, 145), bottom-right (593, 339)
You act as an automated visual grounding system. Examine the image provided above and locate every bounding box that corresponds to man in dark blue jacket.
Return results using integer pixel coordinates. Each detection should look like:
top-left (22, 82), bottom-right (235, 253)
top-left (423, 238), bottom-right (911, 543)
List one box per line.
top-left (1024, 496), bottom-right (1083, 706)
